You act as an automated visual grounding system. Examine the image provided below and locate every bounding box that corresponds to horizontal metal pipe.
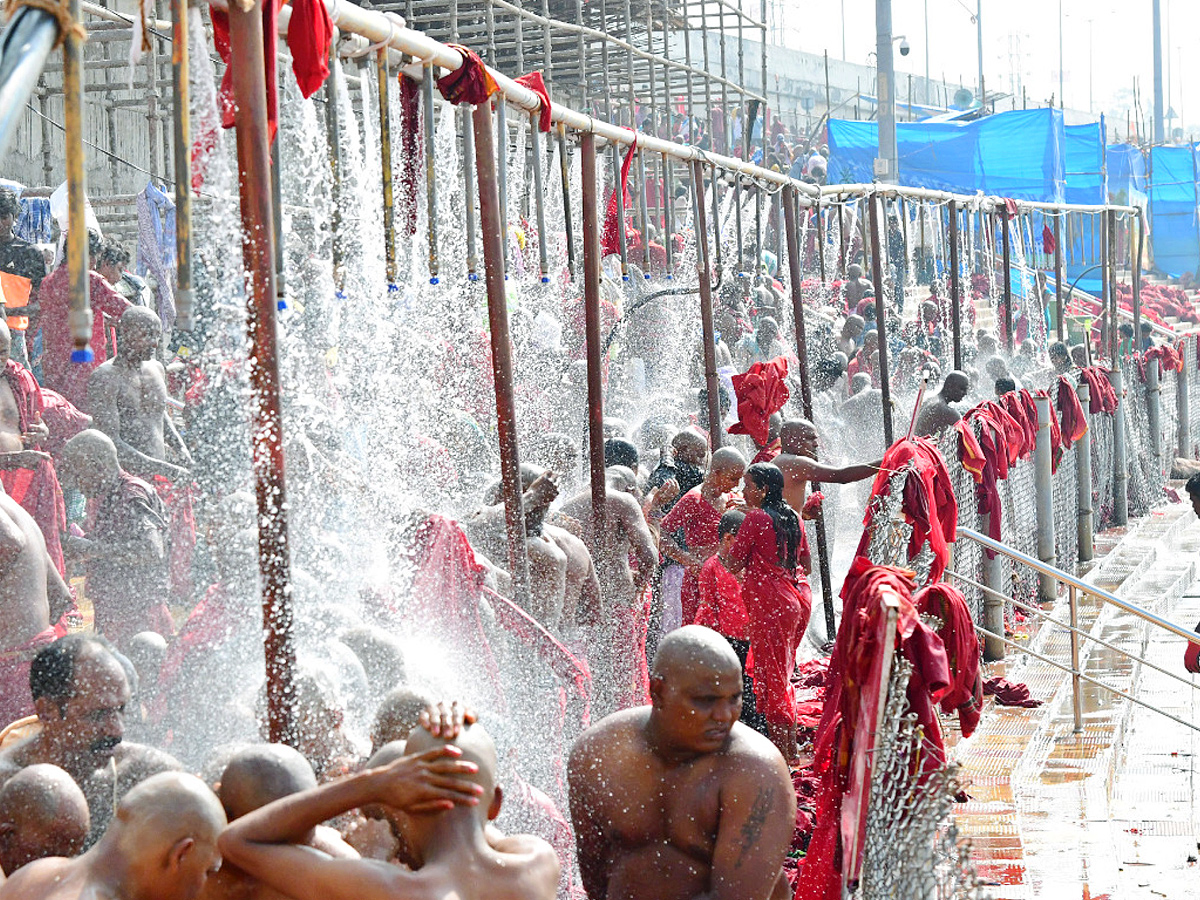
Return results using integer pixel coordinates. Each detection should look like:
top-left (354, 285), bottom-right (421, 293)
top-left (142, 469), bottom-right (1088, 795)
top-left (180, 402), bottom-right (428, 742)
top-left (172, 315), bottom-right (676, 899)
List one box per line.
top-left (957, 527), bottom-right (1200, 647)
top-left (0, 9), bottom-right (59, 165)
top-left (821, 183), bottom-right (1139, 216)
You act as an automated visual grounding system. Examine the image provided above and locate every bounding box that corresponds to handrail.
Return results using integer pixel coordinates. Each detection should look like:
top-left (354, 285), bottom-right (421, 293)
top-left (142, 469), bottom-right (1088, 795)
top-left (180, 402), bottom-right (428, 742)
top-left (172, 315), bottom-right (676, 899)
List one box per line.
top-left (956, 526), bottom-right (1200, 648)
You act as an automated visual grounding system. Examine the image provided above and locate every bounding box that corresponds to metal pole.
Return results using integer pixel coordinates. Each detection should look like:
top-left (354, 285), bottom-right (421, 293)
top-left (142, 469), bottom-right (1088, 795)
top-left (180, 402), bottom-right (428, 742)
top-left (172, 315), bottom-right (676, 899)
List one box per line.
top-left (784, 186), bottom-right (835, 637)
top-left (1111, 368), bottom-right (1128, 526)
top-left (378, 49), bottom-right (396, 286)
top-left (463, 108), bottom-right (479, 280)
top-left (580, 133), bottom-right (608, 515)
top-left (1152, 0), bottom-right (1164, 143)
top-left (1054, 212), bottom-right (1063, 341)
top-left (1034, 393), bottom-right (1057, 603)
top-left (949, 199), bottom-right (962, 369)
top-left (635, 150), bottom-right (650, 275)
top-left (663, 153), bottom-right (674, 278)
top-left (1076, 380), bottom-right (1094, 562)
top-left (980, 510), bottom-right (1005, 661)
top-left (1134, 210), bottom-right (1146, 340)
top-left (814, 204), bottom-right (827, 283)
top-left (474, 99), bottom-right (533, 605)
top-left (0, 9), bottom-right (58, 167)
top-left (270, 138), bottom-right (285, 307)
top-left (171, 0), bottom-right (193, 329)
top-left (529, 115), bottom-right (550, 282)
top-left (976, 0), bottom-right (984, 103)
top-left (692, 160), bottom-right (723, 448)
top-left (1178, 349), bottom-right (1191, 458)
top-left (422, 64), bottom-right (439, 284)
top-left (1099, 213), bottom-right (1109, 361)
top-left (1147, 354), bottom-right (1162, 466)
top-left (1001, 211), bottom-right (1012, 352)
top-left (1068, 584), bottom-right (1083, 733)
top-left (229, 0), bottom-right (295, 745)
top-left (63, 0), bottom-right (93, 364)
top-left (1108, 209), bottom-right (1118, 362)
top-left (557, 123), bottom-right (575, 280)
top-left (875, 0), bottom-right (898, 181)
top-left (496, 100), bottom-right (509, 273)
top-left (869, 194), bottom-right (894, 445)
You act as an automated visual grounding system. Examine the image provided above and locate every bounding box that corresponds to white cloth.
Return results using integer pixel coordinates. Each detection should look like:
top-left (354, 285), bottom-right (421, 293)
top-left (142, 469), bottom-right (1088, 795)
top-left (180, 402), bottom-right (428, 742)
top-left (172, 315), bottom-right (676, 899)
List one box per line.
top-left (660, 564), bottom-right (685, 634)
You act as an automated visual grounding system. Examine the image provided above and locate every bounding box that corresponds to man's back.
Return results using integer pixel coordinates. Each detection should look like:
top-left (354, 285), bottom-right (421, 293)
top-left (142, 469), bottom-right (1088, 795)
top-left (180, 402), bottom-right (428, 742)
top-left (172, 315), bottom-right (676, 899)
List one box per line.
top-left (0, 491), bottom-right (51, 649)
top-left (0, 856), bottom-right (87, 900)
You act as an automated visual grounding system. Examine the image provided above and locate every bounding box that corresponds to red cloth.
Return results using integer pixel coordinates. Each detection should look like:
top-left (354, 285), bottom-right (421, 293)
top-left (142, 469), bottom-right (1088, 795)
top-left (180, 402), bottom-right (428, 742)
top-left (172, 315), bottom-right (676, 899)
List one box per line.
top-left (751, 437), bottom-right (781, 465)
top-left (914, 583), bottom-right (982, 738)
top-left (1041, 223), bottom-right (1056, 255)
top-left (1079, 366), bottom-right (1117, 414)
top-left (0, 623), bottom-right (66, 726)
top-left (0, 461), bottom-right (66, 577)
top-left (660, 488), bottom-right (724, 625)
top-left (728, 356), bottom-right (791, 447)
top-left (1055, 375), bottom-right (1088, 449)
top-left (435, 45), bottom-right (498, 105)
top-left (39, 388), bottom-right (90, 460)
top-left (286, 0), bottom-right (334, 99)
top-left (3, 359), bottom-right (43, 432)
top-left (983, 677), bottom-right (1042, 707)
top-left (210, 0), bottom-right (281, 143)
top-left (600, 138), bottom-right (637, 257)
top-left (514, 71), bottom-right (553, 132)
top-left (696, 554), bottom-right (749, 640)
top-left (729, 509), bottom-right (811, 726)
top-left (1185, 621), bottom-right (1200, 674)
top-left (954, 419), bottom-right (986, 485)
top-left (997, 390), bottom-right (1035, 460)
top-left (151, 475), bottom-right (197, 603)
top-left (37, 265), bottom-right (131, 410)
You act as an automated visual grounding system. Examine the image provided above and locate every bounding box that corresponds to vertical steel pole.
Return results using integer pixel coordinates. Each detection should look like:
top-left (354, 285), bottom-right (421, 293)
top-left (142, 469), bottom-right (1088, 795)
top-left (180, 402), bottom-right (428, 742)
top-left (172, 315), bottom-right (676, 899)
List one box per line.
top-left (1179, 348), bottom-right (1192, 458)
top-left (462, 107), bottom-right (479, 280)
top-left (1133, 210), bottom-right (1146, 340)
top-left (1068, 584), bottom-right (1083, 732)
top-left (557, 123), bottom-right (575, 280)
top-left (171, 0), bottom-right (193, 329)
top-left (529, 115), bottom-right (550, 283)
top-left (63, 0), bottom-right (92, 362)
top-left (691, 160), bottom-right (723, 448)
top-left (949, 199), bottom-right (962, 370)
top-left (635, 150), bottom-right (650, 275)
top-left (1075, 380), bottom-right (1094, 562)
top-left (1099, 213), bottom-right (1110, 361)
top-left (229, 0), bottom-right (295, 745)
top-left (422, 64), bottom-right (439, 284)
top-left (980, 510), bottom-right (1005, 661)
top-left (1108, 209), bottom-right (1118, 362)
top-left (868, 194), bottom-right (894, 446)
top-left (496, 100), bottom-right (509, 273)
top-left (1001, 210), bottom-right (1013, 353)
top-left (1054, 213), bottom-right (1064, 341)
top-left (580, 133), bottom-right (608, 515)
top-left (784, 187), bottom-right (835, 637)
top-left (474, 99), bottom-right (532, 605)
top-left (1034, 393), bottom-right (1057, 602)
top-left (1110, 368), bottom-right (1128, 526)
top-left (1147, 356), bottom-right (1162, 466)
top-left (663, 153), bottom-right (674, 278)
top-left (815, 204), bottom-right (827, 283)
top-left (378, 49), bottom-right (397, 286)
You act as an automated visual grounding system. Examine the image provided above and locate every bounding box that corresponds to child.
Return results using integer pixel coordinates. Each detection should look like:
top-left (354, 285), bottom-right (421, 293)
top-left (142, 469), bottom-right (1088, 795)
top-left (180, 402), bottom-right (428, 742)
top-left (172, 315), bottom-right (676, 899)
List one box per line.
top-left (695, 510), bottom-right (765, 734)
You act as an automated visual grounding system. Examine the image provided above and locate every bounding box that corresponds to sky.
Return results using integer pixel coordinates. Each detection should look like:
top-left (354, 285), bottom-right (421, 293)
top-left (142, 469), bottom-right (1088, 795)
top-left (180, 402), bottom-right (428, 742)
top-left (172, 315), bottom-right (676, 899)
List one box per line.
top-left (767, 0), bottom-right (1198, 140)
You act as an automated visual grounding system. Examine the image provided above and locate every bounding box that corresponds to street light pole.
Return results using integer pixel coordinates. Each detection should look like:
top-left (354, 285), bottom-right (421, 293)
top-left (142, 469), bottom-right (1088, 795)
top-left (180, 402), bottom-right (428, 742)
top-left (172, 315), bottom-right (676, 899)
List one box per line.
top-left (976, 0), bottom-right (984, 103)
top-left (1058, 0), bottom-right (1063, 109)
top-left (924, 0), bottom-right (930, 105)
top-left (1088, 19), bottom-right (1093, 115)
top-left (876, 0), bottom-right (898, 182)
top-left (1153, 0), bottom-right (1164, 142)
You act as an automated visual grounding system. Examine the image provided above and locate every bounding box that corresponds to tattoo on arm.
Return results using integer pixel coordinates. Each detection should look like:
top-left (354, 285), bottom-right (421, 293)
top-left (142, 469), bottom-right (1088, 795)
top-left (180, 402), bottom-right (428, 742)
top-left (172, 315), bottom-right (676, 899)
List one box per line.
top-left (734, 787), bottom-right (774, 869)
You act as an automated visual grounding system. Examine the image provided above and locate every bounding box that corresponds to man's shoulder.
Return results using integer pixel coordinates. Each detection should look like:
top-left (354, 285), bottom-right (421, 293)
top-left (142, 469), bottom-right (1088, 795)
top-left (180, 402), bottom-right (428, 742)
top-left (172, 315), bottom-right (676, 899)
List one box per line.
top-left (570, 707), bottom-right (648, 764)
top-left (717, 724), bottom-right (791, 778)
top-left (0, 855), bottom-right (76, 896)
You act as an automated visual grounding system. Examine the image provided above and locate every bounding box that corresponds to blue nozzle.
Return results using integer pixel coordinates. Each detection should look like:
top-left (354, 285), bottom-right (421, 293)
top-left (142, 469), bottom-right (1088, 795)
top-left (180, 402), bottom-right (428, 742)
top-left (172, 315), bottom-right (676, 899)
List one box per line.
top-left (622, 274), bottom-right (630, 282)
top-left (666, 274), bottom-right (674, 280)
top-left (277, 300), bottom-right (287, 311)
top-left (387, 283), bottom-right (399, 293)
top-left (335, 290), bottom-right (347, 301)
top-left (541, 275), bottom-right (550, 283)
top-left (70, 347), bottom-right (94, 364)
top-left (644, 273), bottom-right (651, 280)
top-left (468, 272), bottom-right (479, 281)
top-left (430, 276), bottom-right (440, 285)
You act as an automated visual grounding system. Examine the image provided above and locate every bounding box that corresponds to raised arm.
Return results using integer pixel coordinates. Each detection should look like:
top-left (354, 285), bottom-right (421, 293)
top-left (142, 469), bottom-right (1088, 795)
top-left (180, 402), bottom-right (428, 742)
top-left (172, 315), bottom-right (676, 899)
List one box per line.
top-left (613, 491), bottom-right (657, 593)
top-left (796, 456), bottom-right (881, 486)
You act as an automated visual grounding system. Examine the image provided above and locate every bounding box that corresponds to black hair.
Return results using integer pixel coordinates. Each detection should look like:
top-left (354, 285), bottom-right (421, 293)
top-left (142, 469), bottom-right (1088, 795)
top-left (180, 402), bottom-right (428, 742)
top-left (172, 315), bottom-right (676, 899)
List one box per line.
top-left (744, 462), bottom-right (802, 570)
top-left (1186, 473), bottom-right (1200, 500)
top-left (995, 376), bottom-right (1017, 396)
top-left (604, 438), bottom-right (639, 472)
top-left (1048, 340), bottom-right (1069, 359)
top-left (30, 633), bottom-right (117, 714)
top-left (0, 188), bottom-right (20, 220)
top-left (99, 237), bottom-right (130, 269)
top-left (717, 509), bottom-right (745, 539)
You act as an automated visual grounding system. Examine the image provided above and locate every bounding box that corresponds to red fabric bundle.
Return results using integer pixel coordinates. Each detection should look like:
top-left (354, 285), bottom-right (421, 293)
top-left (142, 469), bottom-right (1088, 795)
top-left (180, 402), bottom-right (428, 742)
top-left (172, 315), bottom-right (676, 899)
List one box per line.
top-left (0, 460), bottom-right (65, 578)
top-left (1079, 366), bottom-right (1118, 414)
top-left (601, 138), bottom-right (637, 257)
top-left (997, 390), bottom-right (1035, 460)
top-left (1041, 223), bottom-right (1056, 255)
top-left (210, 0), bottom-right (281, 143)
top-left (983, 676), bottom-right (1042, 707)
top-left (728, 356), bottom-right (791, 446)
top-left (1055, 375), bottom-right (1088, 449)
top-left (914, 582), bottom-right (983, 737)
top-left (287, 0), bottom-right (334, 99)
top-left (514, 71), bottom-right (553, 132)
top-left (954, 419), bottom-right (986, 485)
top-left (1185, 621), bottom-right (1200, 674)
top-left (435, 45), bottom-right (499, 105)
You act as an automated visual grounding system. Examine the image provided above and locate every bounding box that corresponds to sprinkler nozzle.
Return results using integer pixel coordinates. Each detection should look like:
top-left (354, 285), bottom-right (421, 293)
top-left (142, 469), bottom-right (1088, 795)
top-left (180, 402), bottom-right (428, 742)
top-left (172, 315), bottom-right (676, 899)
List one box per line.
top-left (430, 276), bottom-right (440, 285)
top-left (468, 272), bottom-right (479, 281)
top-left (277, 300), bottom-right (287, 311)
top-left (541, 275), bottom-right (550, 283)
top-left (70, 347), bottom-right (95, 364)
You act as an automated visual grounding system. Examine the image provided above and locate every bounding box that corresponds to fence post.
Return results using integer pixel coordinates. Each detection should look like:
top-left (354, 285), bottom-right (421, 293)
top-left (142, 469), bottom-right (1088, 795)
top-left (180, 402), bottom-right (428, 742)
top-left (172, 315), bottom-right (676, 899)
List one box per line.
top-left (1146, 357), bottom-right (1161, 466)
top-left (1076, 380), bottom-right (1094, 563)
top-left (1068, 584), bottom-right (1083, 733)
top-left (1034, 392), bottom-right (1057, 602)
top-left (1179, 355), bottom-right (1191, 458)
top-left (980, 510), bottom-right (1005, 661)
top-left (1111, 368), bottom-right (1128, 526)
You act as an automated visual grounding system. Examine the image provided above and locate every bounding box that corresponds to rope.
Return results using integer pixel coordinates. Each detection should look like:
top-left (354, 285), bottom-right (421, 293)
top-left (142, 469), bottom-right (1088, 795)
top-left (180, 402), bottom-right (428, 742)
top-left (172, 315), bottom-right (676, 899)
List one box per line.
top-left (4, 0), bottom-right (87, 47)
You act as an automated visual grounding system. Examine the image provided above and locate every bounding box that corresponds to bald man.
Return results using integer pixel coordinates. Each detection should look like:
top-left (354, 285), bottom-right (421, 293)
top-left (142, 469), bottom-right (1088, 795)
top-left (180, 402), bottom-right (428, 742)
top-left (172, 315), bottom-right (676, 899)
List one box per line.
top-left (200, 745), bottom-right (357, 900)
top-left (773, 419), bottom-right (881, 517)
top-left (568, 625), bottom-right (796, 900)
top-left (0, 765), bottom-right (89, 876)
top-left (218, 724), bottom-right (558, 900)
top-left (913, 370), bottom-right (970, 437)
top-left (0, 771), bottom-right (225, 900)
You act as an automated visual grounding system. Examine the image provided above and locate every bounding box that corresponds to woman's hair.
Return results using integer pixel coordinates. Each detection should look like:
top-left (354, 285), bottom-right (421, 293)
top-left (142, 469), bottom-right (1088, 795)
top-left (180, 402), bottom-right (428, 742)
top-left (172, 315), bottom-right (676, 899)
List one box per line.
top-left (745, 463), bottom-right (801, 570)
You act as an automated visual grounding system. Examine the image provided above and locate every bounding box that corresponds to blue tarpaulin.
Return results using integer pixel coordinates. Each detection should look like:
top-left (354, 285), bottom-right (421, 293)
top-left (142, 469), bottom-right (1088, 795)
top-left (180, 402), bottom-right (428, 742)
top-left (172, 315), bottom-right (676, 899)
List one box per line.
top-left (1107, 143), bottom-right (1148, 207)
top-left (1064, 120), bottom-right (1106, 205)
top-left (1149, 144), bottom-right (1199, 278)
top-left (827, 108), bottom-right (1067, 202)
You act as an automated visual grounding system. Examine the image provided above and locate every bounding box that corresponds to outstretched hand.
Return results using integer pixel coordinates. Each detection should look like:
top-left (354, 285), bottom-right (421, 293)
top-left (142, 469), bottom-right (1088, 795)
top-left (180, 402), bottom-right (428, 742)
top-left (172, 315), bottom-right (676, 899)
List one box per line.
top-left (372, 745), bottom-right (483, 814)
top-left (420, 700), bottom-right (477, 740)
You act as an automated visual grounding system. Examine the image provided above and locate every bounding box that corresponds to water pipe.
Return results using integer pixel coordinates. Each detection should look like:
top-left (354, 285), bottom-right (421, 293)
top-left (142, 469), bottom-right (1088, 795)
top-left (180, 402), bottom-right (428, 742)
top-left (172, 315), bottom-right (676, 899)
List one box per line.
top-left (0, 9), bottom-right (59, 166)
top-left (495, 99), bottom-right (508, 275)
top-left (325, 33), bottom-right (345, 293)
top-left (662, 153), bottom-right (674, 278)
top-left (734, 173), bottom-right (744, 279)
top-left (556, 123), bottom-right (574, 281)
top-left (1110, 368), bottom-right (1128, 526)
top-left (462, 107), bottom-right (478, 280)
top-left (171, 0), bottom-right (193, 329)
top-left (868, 195), bottom-right (894, 446)
top-left (1000, 209), bottom-right (1013, 352)
top-left (528, 114), bottom-right (549, 283)
top-left (377, 48), bottom-right (396, 287)
top-left (635, 149), bottom-right (649, 276)
top-left (62, 0), bottom-right (93, 364)
top-left (690, 159), bottom-right (723, 450)
top-left (710, 163), bottom-right (722, 279)
top-left (613, 142), bottom-right (629, 281)
top-left (422, 63), bottom-right (439, 284)
top-left (580, 133), bottom-right (608, 522)
top-left (1075, 379), bottom-right (1094, 562)
top-left (1033, 392), bottom-right (1057, 602)
top-left (1053, 211), bottom-right (1063, 341)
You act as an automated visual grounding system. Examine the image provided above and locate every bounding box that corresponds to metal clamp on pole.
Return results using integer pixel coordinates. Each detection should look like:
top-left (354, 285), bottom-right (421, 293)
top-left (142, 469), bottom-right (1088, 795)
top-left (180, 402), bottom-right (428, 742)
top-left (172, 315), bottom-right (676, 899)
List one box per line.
top-left (1075, 379), bottom-right (1094, 562)
top-left (1033, 392), bottom-right (1057, 601)
top-left (1110, 368), bottom-right (1128, 526)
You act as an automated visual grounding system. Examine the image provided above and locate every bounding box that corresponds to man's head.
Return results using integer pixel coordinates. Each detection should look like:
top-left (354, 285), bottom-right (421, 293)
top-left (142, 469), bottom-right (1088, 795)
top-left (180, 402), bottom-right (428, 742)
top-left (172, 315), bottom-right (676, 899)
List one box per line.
top-left (606, 465), bottom-right (639, 497)
top-left (603, 438), bottom-right (639, 472)
top-left (1119, 322), bottom-right (1134, 340)
top-left (977, 334), bottom-right (998, 357)
top-left (849, 372), bottom-right (871, 396)
top-left (983, 356), bottom-right (1009, 381)
top-left (847, 263), bottom-right (864, 281)
top-left (1048, 341), bottom-right (1071, 372)
top-left (765, 412), bottom-right (783, 444)
top-left (117, 306), bottom-right (162, 364)
top-left (755, 317), bottom-right (781, 347)
top-left (841, 315), bottom-right (865, 340)
top-left (995, 376), bottom-right (1017, 397)
top-left (648, 626), bottom-right (743, 755)
top-left (109, 772), bottom-right (226, 900)
top-left (1186, 473), bottom-right (1200, 521)
top-left (707, 447), bottom-right (747, 493)
top-left (97, 238), bottom-right (131, 286)
top-left (60, 429), bottom-right (121, 497)
top-left (30, 635), bottom-right (129, 772)
top-left (780, 418), bottom-right (818, 459)
top-left (124, 631), bottom-right (167, 701)
top-left (338, 628), bottom-right (406, 698)
top-left (403, 722), bottom-right (502, 824)
top-left (716, 509), bottom-right (744, 553)
top-left (1070, 344), bottom-right (1088, 367)
top-left (371, 686), bottom-right (435, 752)
top-left (216, 744), bottom-right (317, 822)
top-left (670, 429), bottom-right (709, 467)
top-left (0, 764), bottom-right (90, 875)
top-left (0, 189), bottom-right (19, 243)
top-left (940, 371), bottom-right (970, 404)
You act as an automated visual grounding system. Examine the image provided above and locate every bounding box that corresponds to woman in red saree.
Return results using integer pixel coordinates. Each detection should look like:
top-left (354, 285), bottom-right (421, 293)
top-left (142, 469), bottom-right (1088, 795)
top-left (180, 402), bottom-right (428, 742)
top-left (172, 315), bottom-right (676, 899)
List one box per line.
top-left (726, 462), bottom-right (811, 762)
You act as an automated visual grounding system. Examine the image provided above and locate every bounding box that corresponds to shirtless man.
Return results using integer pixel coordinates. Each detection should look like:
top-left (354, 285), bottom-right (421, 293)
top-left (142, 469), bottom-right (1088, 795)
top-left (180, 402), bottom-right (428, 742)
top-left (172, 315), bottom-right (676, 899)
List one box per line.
top-left (87, 307), bottom-right (191, 482)
top-left (568, 626), bottom-right (796, 900)
top-left (0, 635), bottom-right (182, 843)
top-left (560, 469), bottom-right (659, 716)
top-left (0, 487), bottom-right (74, 726)
top-left (200, 745), bottom-right (357, 900)
top-left (0, 765), bottom-right (89, 876)
top-left (773, 419), bottom-right (881, 515)
top-left (218, 723), bottom-right (559, 900)
top-left (0, 771), bottom-right (224, 900)
top-left (913, 370), bottom-right (970, 437)
top-left (0, 323), bottom-right (50, 464)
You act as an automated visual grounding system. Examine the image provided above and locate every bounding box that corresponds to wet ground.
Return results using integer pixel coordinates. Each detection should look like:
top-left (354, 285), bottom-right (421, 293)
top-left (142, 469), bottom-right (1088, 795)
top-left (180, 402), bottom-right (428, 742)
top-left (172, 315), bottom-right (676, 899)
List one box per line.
top-left (950, 500), bottom-right (1200, 898)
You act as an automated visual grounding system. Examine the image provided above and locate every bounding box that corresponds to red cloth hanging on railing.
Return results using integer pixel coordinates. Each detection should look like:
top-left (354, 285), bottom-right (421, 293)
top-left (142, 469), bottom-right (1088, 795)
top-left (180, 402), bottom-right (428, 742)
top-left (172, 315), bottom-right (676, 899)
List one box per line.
top-left (210, 0), bottom-right (281, 143)
top-left (1055, 376), bottom-right (1088, 463)
top-left (728, 357), bottom-right (790, 447)
top-left (435, 44), bottom-right (499, 105)
top-left (287, 0), bottom-right (334, 99)
top-left (953, 419), bottom-right (986, 485)
top-left (1079, 366), bottom-right (1117, 414)
top-left (914, 582), bottom-right (983, 738)
top-left (997, 390), bottom-right (1035, 460)
top-left (514, 71), bottom-right (553, 132)
top-left (601, 138), bottom-right (638, 257)
top-left (1041, 223), bottom-right (1056, 255)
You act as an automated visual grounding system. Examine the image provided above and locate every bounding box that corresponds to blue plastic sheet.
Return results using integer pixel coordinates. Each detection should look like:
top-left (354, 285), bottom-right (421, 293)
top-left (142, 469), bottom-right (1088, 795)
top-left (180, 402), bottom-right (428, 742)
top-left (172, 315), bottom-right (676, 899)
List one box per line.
top-left (1064, 120), bottom-right (1106, 205)
top-left (1149, 144), bottom-right (1200, 278)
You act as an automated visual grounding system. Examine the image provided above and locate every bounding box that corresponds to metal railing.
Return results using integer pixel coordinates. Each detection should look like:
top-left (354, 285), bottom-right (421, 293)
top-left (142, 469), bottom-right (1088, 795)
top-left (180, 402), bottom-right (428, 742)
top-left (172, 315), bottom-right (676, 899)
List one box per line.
top-left (950, 526), bottom-right (1200, 735)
